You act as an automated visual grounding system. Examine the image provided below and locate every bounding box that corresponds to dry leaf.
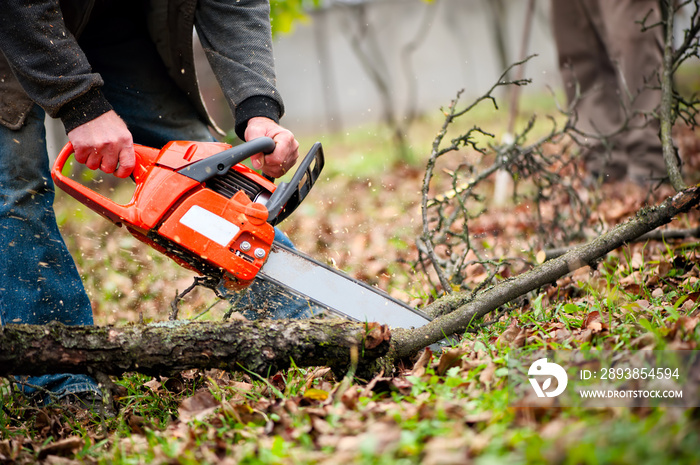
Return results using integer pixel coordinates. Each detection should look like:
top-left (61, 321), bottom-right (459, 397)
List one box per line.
top-left (495, 323), bottom-right (522, 348)
top-left (303, 388), bottom-right (329, 402)
top-left (179, 390), bottom-right (220, 421)
top-left (437, 348), bottom-right (466, 376)
top-left (340, 387), bottom-right (360, 410)
top-left (364, 323), bottom-right (391, 349)
top-left (37, 437), bottom-right (83, 460)
top-left (583, 311), bottom-right (607, 333)
top-left (479, 362), bottom-right (497, 386)
top-left (511, 327), bottom-right (528, 348)
top-left (143, 378), bottom-right (163, 393)
top-left (126, 413), bottom-right (147, 435)
top-left (390, 377), bottom-right (413, 394)
top-left (411, 348), bottom-right (433, 377)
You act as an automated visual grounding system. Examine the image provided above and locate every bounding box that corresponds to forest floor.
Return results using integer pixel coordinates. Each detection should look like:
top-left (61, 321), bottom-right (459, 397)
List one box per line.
top-left (2, 93), bottom-right (700, 464)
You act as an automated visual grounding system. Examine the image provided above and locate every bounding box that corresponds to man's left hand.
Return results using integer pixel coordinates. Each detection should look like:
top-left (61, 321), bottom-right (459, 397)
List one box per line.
top-left (245, 117), bottom-right (299, 178)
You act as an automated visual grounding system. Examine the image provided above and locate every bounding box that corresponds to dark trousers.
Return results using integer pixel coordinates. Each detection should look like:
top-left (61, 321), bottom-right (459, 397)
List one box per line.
top-left (551, 0), bottom-right (666, 181)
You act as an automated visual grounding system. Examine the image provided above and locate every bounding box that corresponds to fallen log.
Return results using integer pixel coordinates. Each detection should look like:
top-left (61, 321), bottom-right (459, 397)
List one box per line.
top-left (0, 319), bottom-right (390, 377)
top-left (2, 186), bottom-right (700, 379)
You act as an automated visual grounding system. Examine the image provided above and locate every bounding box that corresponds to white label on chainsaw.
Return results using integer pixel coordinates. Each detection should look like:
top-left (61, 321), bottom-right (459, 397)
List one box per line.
top-left (179, 205), bottom-right (239, 247)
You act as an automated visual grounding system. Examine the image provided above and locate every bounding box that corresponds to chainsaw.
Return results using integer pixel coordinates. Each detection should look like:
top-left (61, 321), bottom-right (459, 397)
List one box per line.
top-left (52, 137), bottom-right (431, 329)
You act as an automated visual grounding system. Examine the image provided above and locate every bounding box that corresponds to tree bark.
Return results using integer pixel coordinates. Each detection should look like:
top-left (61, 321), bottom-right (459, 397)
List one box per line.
top-left (0, 319), bottom-right (389, 377)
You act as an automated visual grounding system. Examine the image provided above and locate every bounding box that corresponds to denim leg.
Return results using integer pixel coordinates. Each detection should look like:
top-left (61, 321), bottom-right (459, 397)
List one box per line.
top-left (0, 106), bottom-right (92, 325)
top-left (0, 105), bottom-right (101, 404)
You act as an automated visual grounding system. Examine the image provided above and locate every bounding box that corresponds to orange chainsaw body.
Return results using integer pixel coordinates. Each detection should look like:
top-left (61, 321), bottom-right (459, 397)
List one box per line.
top-left (52, 140), bottom-right (278, 289)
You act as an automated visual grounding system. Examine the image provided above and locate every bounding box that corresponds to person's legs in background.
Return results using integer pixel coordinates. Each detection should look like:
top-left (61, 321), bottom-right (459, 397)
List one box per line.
top-left (550, 0), bottom-right (663, 183)
top-left (597, 0), bottom-right (666, 183)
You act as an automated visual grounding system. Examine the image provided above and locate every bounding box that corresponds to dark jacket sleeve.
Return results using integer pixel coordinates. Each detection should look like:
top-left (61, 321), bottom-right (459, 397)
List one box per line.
top-left (194, 0), bottom-right (284, 140)
top-left (0, 1), bottom-right (112, 132)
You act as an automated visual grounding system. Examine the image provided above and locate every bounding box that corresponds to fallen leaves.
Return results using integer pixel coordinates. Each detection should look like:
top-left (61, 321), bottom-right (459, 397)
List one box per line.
top-left (363, 322), bottom-right (391, 349)
top-left (37, 437), bottom-right (84, 461)
top-left (18, 87), bottom-right (700, 465)
top-left (583, 310), bottom-right (608, 334)
top-left (178, 390), bottom-right (220, 422)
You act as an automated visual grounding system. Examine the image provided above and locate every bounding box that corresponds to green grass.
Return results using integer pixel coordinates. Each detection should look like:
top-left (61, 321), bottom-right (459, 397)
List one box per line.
top-left (3, 239), bottom-right (700, 463)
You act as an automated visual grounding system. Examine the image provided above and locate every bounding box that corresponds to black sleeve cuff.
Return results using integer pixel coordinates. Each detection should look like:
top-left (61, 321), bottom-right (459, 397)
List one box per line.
top-left (234, 96), bottom-right (283, 141)
top-left (57, 87), bottom-right (113, 133)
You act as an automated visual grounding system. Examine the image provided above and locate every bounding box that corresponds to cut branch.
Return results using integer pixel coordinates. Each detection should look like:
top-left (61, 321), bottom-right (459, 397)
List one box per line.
top-left (2, 188), bottom-right (699, 378)
top-left (394, 185), bottom-right (700, 359)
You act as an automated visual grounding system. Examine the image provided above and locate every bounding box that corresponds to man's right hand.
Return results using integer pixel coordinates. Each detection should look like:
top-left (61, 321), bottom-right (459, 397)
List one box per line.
top-left (67, 110), bottom-right (135, 178)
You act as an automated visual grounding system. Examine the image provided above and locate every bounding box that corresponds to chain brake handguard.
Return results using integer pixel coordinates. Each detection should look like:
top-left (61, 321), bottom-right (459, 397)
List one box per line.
top-left (265, 142), bottom-right (324, 225)
top-left (176, 140), bottom-right (324, 226)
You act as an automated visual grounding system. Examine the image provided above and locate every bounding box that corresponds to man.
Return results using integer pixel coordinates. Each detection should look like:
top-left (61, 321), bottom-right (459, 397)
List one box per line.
top-left (0, 0), bottom-right (300, 406)
top-left (550, 0), bottom-right (667, 185)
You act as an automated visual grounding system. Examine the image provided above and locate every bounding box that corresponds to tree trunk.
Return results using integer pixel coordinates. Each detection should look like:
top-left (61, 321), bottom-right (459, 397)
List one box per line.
top-left (0, 319), bottom-right (390, 377)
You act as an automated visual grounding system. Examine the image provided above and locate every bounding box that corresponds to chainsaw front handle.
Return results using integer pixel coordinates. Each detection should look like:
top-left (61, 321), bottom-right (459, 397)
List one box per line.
top-left (175, 136), bottom-right (325, 226)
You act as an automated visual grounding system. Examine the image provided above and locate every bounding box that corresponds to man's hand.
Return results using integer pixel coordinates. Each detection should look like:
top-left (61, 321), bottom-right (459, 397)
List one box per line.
top-left (67, 111), bottom-right (136, 178)
top-left (245, 117), bottom-right (299, 179)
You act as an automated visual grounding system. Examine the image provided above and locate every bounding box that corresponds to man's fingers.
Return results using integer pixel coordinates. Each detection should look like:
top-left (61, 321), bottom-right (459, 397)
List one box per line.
top-left (71, 142), bottom-right (135, 178)
top-left (114, 147), bottom-right (136, 178)
top-left (251, 153), bottom-right (264, 170)
top-left (67, 110), bottom-right (134, 177)
top-left (100, 149), bottom-right (119, 174)
top-left (84, 148), bottom-right (103, 171)
top-left (263, 138), bottom-right (299, 178)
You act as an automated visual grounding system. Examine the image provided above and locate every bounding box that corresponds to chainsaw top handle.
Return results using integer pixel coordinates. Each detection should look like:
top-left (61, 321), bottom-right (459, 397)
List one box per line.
top-left (177, 137), bottom-right (276, 182)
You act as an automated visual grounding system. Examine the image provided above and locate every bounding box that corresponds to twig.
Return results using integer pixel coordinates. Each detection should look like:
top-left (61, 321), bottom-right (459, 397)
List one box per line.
top-left (542, 226), bottom-right (700, 261)
top-left (419, 59), bottom-right (535, 293)
top-left (222, 292), bottom-right (246, 321)
top-left (169, 277), bottom-right (210, 320)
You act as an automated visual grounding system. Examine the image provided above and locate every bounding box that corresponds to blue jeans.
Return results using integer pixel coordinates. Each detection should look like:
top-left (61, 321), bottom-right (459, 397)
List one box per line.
top-left (0, 17), bottom-right (308, 405)
top-left (0, 106), bottom-right (102, 405)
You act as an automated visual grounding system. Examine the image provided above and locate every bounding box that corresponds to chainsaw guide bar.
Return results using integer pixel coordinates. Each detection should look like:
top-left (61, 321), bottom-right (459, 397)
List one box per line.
top-left (259, 244), bottom-right (431, 329)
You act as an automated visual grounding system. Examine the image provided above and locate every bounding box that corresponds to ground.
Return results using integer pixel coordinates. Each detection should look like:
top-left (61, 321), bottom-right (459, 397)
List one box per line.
top-left (2, 96), bottom-right (700, 464)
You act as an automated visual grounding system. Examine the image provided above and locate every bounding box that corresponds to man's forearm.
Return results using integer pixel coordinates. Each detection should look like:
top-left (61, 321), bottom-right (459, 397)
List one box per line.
top-left (0, 1), bottom-right (111, 131)
top-left (194, 0), bottom-right (285, 139)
